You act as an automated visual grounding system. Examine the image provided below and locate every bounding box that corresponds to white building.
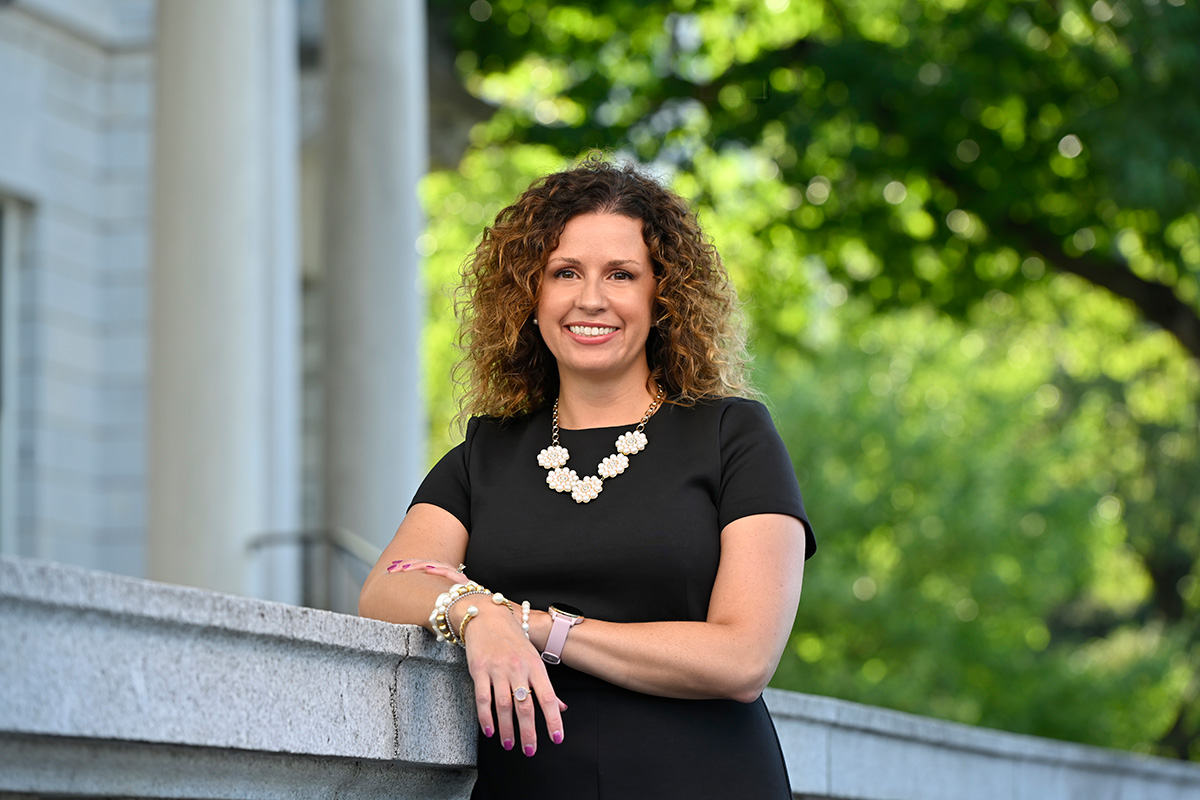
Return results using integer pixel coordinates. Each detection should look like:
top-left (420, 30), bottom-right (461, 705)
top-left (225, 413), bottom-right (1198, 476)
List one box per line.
top-left (0, 0), bottom-right (429, 611)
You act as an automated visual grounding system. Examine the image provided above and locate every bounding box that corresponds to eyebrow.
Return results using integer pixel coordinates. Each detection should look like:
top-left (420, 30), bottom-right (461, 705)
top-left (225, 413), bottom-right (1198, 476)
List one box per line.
top-left (547, 257), bottom-right (642, 267)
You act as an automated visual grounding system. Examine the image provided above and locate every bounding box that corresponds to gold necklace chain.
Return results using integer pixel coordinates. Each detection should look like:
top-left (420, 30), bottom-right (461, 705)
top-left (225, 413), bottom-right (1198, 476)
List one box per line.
top-left (537, 387), bottom-right (665, 504)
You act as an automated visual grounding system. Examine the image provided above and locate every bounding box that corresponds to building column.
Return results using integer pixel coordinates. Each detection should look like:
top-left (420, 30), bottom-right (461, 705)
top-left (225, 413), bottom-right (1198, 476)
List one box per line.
top-left (148, 0), bottom-right (299, 598)
top-left (322, 1), bottom-right (428, 562)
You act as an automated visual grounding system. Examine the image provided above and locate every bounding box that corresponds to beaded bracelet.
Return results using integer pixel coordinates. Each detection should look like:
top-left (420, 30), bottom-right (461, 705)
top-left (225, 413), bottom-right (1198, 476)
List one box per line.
top-left (430, 582), bottom-right (490, 646)
top-left (429, 583), bottom-right (533, 647)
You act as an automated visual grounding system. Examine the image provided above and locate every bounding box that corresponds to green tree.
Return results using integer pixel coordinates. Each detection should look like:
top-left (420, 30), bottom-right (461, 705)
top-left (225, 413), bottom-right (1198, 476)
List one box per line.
top-left (765, 281), bottom-right (1195, 753)
top-left (445, 0), bottom-right (1199, 352)
top-left (424, 0), bottom-right (1200, 757)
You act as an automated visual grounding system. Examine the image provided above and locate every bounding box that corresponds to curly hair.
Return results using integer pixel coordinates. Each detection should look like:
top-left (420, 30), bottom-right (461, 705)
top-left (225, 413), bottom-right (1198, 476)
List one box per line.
top-left (456, 157), bottom-right (752, 420)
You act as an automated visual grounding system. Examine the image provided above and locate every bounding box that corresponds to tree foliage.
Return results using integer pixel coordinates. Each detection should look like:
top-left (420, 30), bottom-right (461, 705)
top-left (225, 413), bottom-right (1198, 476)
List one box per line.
top-left (447, 0), bottom-right (1200, 355)
top-left (423, 0), bottom-right (1200, 758)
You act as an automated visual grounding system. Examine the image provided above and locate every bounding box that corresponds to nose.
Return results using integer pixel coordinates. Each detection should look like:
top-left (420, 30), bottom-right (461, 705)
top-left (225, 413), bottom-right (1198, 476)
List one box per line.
top-left (576, 274), bottom-right (606, 312)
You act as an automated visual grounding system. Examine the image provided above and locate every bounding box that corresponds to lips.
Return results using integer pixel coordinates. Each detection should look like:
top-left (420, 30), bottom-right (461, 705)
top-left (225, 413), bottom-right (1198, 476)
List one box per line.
top-left (567, 325), bottom-right (618, 337)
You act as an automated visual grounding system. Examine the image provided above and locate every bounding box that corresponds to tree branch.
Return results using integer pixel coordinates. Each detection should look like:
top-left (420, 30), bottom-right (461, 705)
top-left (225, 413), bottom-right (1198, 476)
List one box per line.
top-left (1013, 224), bottom-right (1200, 362)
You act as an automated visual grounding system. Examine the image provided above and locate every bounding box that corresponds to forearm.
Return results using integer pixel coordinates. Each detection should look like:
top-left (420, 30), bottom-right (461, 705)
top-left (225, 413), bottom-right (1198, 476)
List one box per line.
top-left (530, 614), bottom-right (782, 704)
top-left (358, 504), bottom-right (472, 629)
top-left (358, 570), bottom-right (454, 630)
top-left (360, 566), bottom-right (524, 641)
top-left (528, 515), bottom-right (807, 703)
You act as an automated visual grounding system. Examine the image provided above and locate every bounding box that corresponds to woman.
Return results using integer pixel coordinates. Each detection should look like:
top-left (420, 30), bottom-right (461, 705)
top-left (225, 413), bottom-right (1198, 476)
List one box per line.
top-left (359, 159), bottom-right (815, 799)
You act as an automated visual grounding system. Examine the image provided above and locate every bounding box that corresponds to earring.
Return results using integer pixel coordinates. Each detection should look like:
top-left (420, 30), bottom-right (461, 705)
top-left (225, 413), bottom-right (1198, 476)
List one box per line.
top-left (532, 317), bottom-right (538, 325)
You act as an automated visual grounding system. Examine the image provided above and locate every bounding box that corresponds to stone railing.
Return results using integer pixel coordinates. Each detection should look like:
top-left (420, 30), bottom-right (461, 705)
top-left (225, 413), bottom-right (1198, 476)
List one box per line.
top-left (2, 556), bottom-right (1199, 799)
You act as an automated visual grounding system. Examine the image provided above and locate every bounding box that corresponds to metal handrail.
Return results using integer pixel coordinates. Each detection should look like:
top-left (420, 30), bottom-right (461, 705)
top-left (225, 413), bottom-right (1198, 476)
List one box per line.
top-left (247, 527), bottom-right (382, 612)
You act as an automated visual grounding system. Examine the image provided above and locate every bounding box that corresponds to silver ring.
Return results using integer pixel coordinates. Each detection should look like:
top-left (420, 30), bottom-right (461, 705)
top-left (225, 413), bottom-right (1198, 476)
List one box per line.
top-left (512, 686), bottom-right (531, 702)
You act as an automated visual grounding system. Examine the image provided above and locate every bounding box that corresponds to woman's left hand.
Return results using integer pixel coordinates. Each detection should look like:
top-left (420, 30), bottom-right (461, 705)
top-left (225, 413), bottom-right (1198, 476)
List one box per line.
top-left (462, 605), bottom-right (567, 756)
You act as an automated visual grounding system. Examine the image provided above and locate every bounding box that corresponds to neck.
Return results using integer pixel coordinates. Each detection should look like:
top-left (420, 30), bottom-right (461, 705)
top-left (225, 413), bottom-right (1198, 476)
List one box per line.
top-left (555, 372), bottom-right (657, 429)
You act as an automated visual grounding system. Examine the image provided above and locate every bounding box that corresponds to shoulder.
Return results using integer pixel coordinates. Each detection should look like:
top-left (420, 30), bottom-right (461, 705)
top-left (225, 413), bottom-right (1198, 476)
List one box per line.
top-left (467, 407), bottom-right (544, 433)
top-left (654, 397), bottom-right (784, 454)
top-left (668, 396), bottom-right (778, 431)
top-left (461, 407), bottom-right (549, 451)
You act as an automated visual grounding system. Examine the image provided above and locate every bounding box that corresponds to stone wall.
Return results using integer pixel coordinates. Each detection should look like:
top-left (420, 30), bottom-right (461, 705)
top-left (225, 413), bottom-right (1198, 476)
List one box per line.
top-left (3, 556), bottom-right (1199, 800)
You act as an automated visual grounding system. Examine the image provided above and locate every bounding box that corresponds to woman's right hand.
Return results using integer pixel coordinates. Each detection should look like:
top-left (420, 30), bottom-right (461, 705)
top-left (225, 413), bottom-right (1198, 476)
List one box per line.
top-left (385, 558), bottom-right (468, 583)
top-left (461, 603), bottom-right (567, 756)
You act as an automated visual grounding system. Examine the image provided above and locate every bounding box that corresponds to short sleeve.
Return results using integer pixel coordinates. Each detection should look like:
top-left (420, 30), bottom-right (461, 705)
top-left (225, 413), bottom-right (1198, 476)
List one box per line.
top-left (718, 399), bottom-right (816, 559)
top-left (408, 417), bottom-right (478, 532)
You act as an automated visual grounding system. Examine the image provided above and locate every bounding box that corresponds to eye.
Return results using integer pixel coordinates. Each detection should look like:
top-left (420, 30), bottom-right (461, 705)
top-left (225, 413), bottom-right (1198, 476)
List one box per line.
top-left (553, 267), bottom-right (578, 279)
top-left (611, 270), bottom-right (634, 281)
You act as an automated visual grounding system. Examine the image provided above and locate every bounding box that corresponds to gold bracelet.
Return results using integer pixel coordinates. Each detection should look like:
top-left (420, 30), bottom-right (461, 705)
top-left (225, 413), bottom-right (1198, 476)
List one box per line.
top-left (458, 604), bottom-right (479, 644)
top-left (430, 582), bottom-right (489, 646)
top-left (490, 591), bottom-right (515, 614)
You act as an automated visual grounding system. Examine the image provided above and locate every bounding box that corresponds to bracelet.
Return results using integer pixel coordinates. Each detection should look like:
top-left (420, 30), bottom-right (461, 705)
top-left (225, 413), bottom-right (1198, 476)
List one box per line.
top-left (457, 604), bottom-right (479, 644)
top-left (493, 592), bottom-right (531, 639)
top-left (444, 588), bottom-right (490, 645)
top-left (429, 584), bottom-right (532, 647)
top-left (429, 582), bottom-right (490, 646)
top-left (491, 591), bottom-right (514, 614)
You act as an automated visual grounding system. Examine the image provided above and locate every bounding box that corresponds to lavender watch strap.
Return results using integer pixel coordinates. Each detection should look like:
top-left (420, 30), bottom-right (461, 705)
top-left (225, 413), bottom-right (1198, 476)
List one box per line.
top-left (541, 616), bottom-right (571, 664)
top-left (541, 609), bottom-right (580, 665)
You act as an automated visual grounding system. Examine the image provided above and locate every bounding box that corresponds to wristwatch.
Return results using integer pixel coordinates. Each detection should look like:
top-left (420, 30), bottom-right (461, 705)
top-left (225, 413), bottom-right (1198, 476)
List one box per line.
top-left (541, 603), bottom-right (585, 665)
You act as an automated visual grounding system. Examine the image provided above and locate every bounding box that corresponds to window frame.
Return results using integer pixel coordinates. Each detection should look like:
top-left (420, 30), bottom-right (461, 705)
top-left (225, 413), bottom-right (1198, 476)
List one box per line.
top-left (0, 196), bottom-right (21, 556)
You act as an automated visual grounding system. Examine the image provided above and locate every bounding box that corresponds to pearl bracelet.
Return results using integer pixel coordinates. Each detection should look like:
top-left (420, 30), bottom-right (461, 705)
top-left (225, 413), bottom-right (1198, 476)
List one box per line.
top-left (430, 582), bottom-right (490, 646)
top-left (429, 584), bottom-right (533, 647)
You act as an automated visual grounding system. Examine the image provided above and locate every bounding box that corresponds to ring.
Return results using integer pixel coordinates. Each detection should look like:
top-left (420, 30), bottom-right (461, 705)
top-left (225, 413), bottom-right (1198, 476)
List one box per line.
top-left (513, 686), bottom-right (531, 702)
top-left (457, 563), bottom-right (467, 572)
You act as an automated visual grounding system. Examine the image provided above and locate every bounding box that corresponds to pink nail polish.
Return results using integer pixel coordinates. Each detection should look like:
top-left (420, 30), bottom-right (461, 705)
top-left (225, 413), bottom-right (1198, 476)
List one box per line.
top-left (483, 726), bottom-right (494, 738)
top-left (386, 565), bottom-right (399, 573)
top-left (551, 730), bottom-right (563, 744)
top-left (502, 739), bottom-right (514, 751)
top-left (401, 564), bottom-right (411, 570)
top-left (524, 744), bottom-right (535, 757)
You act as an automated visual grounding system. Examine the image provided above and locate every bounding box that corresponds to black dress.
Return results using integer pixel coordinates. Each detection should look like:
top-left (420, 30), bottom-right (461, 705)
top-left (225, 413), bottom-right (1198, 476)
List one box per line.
top-left (411, 397), bottom-right (816, 800)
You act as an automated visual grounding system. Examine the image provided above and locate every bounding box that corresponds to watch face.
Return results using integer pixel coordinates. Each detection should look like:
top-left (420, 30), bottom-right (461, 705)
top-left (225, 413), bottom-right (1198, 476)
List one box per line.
top-left (550, 603), bottom-right (584, 619)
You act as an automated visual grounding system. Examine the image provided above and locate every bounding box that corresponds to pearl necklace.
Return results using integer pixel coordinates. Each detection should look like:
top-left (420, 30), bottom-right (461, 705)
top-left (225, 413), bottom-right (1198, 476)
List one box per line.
top-left (536, 388), bottom-right (665, 504)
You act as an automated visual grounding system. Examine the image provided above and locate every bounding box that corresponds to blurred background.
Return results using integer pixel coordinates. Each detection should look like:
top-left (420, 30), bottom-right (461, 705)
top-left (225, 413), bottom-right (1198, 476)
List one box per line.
top-left (0, 0), bottom-right (1197, 763)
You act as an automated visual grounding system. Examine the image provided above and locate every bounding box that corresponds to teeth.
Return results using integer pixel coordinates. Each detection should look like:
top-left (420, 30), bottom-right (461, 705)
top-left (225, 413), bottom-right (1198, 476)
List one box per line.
top-left (568, 325), bottom-right (617, 337)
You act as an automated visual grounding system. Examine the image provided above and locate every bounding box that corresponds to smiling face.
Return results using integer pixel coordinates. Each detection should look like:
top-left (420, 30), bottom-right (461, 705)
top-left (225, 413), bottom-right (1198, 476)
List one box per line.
top-left (536, 213), bottom-right (657, 389)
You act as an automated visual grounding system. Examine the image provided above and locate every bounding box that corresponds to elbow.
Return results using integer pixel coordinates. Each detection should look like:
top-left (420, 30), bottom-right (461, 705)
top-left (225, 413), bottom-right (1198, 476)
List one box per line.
top-left (727, 661), bottom-right (774, 704)
top-left (730, 680), bottom-right (770, 705)
top-left (357, 575), bottom-right (382, 620)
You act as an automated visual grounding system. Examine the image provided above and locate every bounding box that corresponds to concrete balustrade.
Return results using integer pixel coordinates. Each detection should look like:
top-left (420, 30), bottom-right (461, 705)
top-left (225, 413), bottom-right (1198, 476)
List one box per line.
top-left (2, 556), bottom-right (1198, 800)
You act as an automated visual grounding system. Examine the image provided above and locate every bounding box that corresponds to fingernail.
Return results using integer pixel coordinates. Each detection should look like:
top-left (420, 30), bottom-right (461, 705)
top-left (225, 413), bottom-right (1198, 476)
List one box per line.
top-left (483, 726), bottom-right (493, 738)
top-left (523, 744), bottom-right (535, 757)
top-left (386, 564), bottom-right (399, 573)
top-left (401, 564), bottom-right (411, 570)
top-left (425, 565), bottom-right (437, 569)
top-left (502, 739), bottom-right (513, 751)
top-left (551, 730), bottom-right (563, 744)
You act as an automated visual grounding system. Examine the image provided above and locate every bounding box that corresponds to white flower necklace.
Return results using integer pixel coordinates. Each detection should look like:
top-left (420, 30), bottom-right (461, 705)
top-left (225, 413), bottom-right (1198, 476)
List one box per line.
top-left (536, 387), bottom-right (665, 504)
